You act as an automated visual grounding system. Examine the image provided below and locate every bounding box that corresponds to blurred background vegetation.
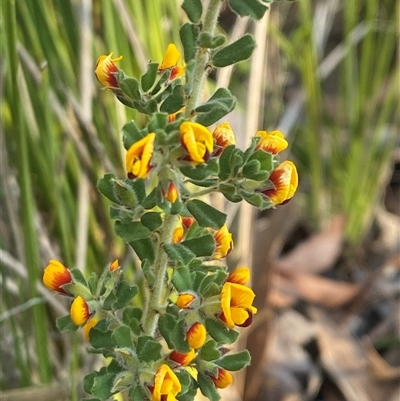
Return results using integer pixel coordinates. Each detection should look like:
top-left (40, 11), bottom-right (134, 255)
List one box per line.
top-left (1, 0), bottom-right (398, 400)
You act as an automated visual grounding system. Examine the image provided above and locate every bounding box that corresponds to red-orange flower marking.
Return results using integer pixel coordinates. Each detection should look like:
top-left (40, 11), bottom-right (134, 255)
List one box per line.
top-left (43, 260), bottom-right (73, 294)
top-left (262, 160), bottom-right (298, 205)
top-left (211, 368), bottom-right (233, 389)
top-left (255, 130), bottom-right (288, 155)
top-left (212, 122), bottom-right (236, 156)
top-left (70, 296), bottom-right (91, 326)
top-left (95, 53), bottom-right (122, 89)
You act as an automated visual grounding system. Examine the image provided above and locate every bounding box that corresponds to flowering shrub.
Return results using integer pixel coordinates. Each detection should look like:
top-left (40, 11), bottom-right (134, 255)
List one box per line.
top-left (43, 1), bottom-right (298, 400)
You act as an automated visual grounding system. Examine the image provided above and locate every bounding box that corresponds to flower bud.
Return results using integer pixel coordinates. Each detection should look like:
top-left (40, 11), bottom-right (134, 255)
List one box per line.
top-left (109, 259), bottom-right (120, 272)
top-left (169, 348), bottom-right (196, 366)
top-left (70, 296), bottom-right (92, 326)
top-left (112, 179), bottom-right (138, 207)
top-left (211, 368), bottom-right (233, 389)
top-left (212, 122), bottom-right (236, 156)
top-left (187, 322), bottom-right (207, 349)
top-left (176, 293), bottom-right (196, 309)
top-left (43, 260), bottom-right (72, 294)
top-left (95, 53), bottom-right (122, 89)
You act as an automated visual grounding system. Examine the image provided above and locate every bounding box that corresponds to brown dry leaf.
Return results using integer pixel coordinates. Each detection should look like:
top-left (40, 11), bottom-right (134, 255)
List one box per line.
top-left (277, 214), bottom-right (345, 275)
top-left (309, 307), bottom-right (373, 401)
top-left (290, 272), bottom-right (360, 308)
top-left (269, 270), bottom-right (360, 309)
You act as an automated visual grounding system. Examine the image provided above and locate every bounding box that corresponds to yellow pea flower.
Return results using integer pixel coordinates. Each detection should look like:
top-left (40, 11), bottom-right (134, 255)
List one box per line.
top-left (212, 122), bottom-right (236, 156)
top-left (43, 260), bottom-right (73, 294)
top-left (255, 130), bottom-right (288, 154)
top-left (126, 133), bottom-right (156, 179)
top-left (152, 364), bottom-right (181, 401)
top-left (180, 121), bottom-right (213, 164)
top-left (95, 53), bottom-right (123, 89)
top-left (262, 160), bottom-right (298, 205)
top-left (70, 296), bottom-right (91, 326)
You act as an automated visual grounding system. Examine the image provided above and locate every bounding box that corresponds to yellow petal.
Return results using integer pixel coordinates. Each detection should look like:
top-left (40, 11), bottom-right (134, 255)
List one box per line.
top-left (70, 296), bottom-right (91, 326)
top-left (227, 267), bottom-right (250, 285)
top-left (43, 260), bottom-right (72, 294)
top-left (159, 44), bottom-right (181, 70)
top-left (125, 133), bottom-right (156, 179)
top-left (255, 130), bottom-right (288, 154)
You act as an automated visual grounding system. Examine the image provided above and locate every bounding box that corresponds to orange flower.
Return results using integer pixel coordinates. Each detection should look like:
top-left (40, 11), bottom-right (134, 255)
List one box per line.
top-left (95, 53), bottom-right (123, 89)
top-left (126, 133), bottom-right (156, 179)
top-left (176, 293), bottom-right (196, 309)
top-left (109, 259), bottom-right (120, 272)
top-left (182, 217), bottom-right (195, 229)
top-left (220, 282), bottom-right (257, 329)
top-left (172, 222), bottom-right (184, 243)
top-left (43, 260), bottom-right (73, 294)
top-left (187, 323), bottom-right (207, 349)
top-left (212, 122), bottom-right (236, 156)
top-left (180, 121), bottom-right (213, 164)
top-left (261, 160), bottom-right (298, 205)
top-left (152, 364), bottom-right (181, 401)
top-left (163, 182), bottom-right (179, 203)
top-left (169, 349), bottom-right (196, 367)
top-left (70, 296), bottom-right (92, 326)
top-left (226, 267), bottom-right (250, 286)
top-left (255, 130), bottom-right (288, 154)
top-left (212, 224), bottom-right (233, 260)
top-left (82, 316), bottom-right (98, 340)
top-left (159, 43), bottom-right (185, 81)
top-left (211, 368), bottom-right (233, 389)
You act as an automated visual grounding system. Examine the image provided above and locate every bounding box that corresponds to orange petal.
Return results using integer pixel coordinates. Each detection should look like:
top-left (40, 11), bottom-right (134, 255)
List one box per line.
top-left (211, 368), bottom-right (233, 389)
top-left (43, 260), bottom-right (72, 294)
top-left (187, 322), bottom-right (207, 349)
top-left (226, 267), bottom-right (250, 285)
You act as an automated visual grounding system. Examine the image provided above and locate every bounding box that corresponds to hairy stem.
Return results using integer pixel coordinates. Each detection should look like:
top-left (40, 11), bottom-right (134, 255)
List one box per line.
top-left (142, 214), bottom-right (178, 336)
top-left (184, 0), bottom-right (224, 118)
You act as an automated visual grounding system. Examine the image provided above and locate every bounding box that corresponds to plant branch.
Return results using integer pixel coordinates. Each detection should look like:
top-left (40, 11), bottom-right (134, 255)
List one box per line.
top-left (142, 214), bottom-right (178, 336)
top-left (184, 0), bottom-right (224, 118)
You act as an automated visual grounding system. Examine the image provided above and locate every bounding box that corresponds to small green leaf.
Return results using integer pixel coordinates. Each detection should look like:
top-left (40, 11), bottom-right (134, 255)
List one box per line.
top-left (84, 372), bottom-right (97, 394)
top-left (180, 158), bottom-right (219, 180)
top-left (187, 199), bottom-right (226, 229)
top-left (89, 327), bottom-right (115, 349)
top-left (205, 318), bottom-right (240, 344)
top-left (97, 173), bottom-right (120, 204)
top-left (140, 212), bottom-right (163, 231)
top-left (228, 0), bottom-right (269, 20)
top-left (195, 88), bottom-right (236, 126)
top-left (137, 336), bottom-right (162, 362)
top-left (192, 270), bottom-right (207, 293)
top-left (182, 0), bottom-right (203, 22)
top-left (129, 238), bottom-right (155, 264)
top-left (175, 369), bottom-right (192, 392)
top-left (92, 373), bottom-right (116, 400)
top-left (171, 319), bottom-right (191, 353)
top-left (147, 112), bottom-right (168, 132)
top-left (141, 62), bottom-right (159, 92)
top-left (131, 384), bottom-right (151, 401)
top-left (112, 326), bottom-right (132, 348)
top-left (159, 313), bottom-right (178, 349)
top-left (219, 183), bottom-right (242, 203)
top-left (180, 23), bottom-right (198, 62)
top-left (117, 71), bottom-right (141, 100)
top-left (218, 145), bottom-right (236, 181)
top-left (160, 86), bottom-right (185, 114)
top-left (163, 243), bottom-right (196, 264)
top-left (122, 121), bottom-right (145, 150)
top-left (144, 98), bottom-right (158, 114)
top-left (115, 221), bottom-right (152, 242)
top-left (142, 187), bottom-right (158, 209)
top-left (197, 32), bottom-right (226, 49)
top-left (216, 350), bottom-right (251, 371)
top-left (181, 234), bottom-right (215, 257)
top-left (212, 34), bottom-right (256, 68)
top-left (198, 372), bottom-right (221, 401)
top-left (113, 281), bottom-right (138, 309)
top-left (56, 315), bottom-right (79, 332)
top-left (200, 340), bottom-right (221, 361)
top-left (172, 265), bottom-right (193, 292)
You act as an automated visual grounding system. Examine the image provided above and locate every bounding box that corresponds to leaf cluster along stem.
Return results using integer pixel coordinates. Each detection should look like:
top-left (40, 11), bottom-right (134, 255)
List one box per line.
top-left (184, 0), bottom-right (224, 119)
top-left (142, 0), bottom-right (225, 336)
top-left (142, 214), bottom-right (178, 336)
